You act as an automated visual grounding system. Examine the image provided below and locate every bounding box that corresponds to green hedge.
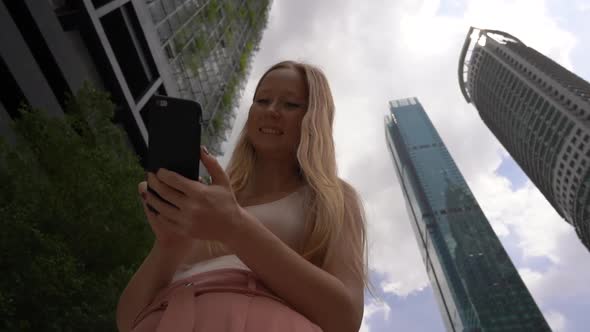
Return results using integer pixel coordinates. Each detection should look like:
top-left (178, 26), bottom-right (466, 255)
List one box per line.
top-left (0, 83), bottom-right (152, 331)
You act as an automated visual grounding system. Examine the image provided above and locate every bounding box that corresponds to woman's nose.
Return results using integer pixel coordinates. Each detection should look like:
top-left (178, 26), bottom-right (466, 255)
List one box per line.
top-left (266, 101), bottom-right (280, 116)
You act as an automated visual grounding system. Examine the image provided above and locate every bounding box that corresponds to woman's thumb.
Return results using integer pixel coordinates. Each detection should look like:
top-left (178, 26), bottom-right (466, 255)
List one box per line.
top-left (200, 146), bottom-right (230, 187)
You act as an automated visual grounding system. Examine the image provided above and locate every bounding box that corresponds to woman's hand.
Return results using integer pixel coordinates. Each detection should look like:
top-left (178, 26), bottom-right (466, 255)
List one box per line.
top-left (138, 181), bottom-right (194, 259)
top-left (143, 146), bottom-right (244, 244)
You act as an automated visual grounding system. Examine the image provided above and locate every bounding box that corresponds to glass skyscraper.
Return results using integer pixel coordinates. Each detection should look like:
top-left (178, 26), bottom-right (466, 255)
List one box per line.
top-left (384, 97), bottom-right (550, 331)
top-left (458, 27), bottom-right (590, 252)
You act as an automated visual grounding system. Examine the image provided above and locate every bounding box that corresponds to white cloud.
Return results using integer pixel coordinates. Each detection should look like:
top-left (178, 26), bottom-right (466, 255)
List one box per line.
top-left (476, 175), bottom-right (590, 328)
top-left (517, 229), bottom-right (590, 304)
top-left (576, 0), bottom-right (590, 12)
top-left (473, 173), bottom-right (572, 262)
top-left (360, 300), bottom-right (392, 332)
top-left (518, 267), bottom-right (545, 286)
top-left (219, 0), bottom-right (589, 329)
top-left (545, 310), bottom-right (568, 332)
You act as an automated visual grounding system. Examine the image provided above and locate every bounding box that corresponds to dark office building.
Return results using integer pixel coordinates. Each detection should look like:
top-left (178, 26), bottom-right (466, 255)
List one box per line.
top-left (0, 0), bottom-right (270, 157)
top-left (385, 97), bottom-right (550, 331)
top-left (458, 27), bottom-right (590, 252)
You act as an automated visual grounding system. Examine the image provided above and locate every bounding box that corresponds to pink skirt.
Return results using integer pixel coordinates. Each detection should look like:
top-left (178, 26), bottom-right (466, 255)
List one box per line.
top-left (131, 268), bottom-right (323, 332)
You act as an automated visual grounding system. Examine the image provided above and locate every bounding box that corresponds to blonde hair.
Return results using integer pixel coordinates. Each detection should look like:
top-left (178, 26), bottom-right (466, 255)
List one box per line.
top-left (215, 61), bottom-right (368, 290)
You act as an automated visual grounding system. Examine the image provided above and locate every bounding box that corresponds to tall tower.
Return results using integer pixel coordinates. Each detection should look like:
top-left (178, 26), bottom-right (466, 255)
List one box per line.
top-left (384, 97), bottom-right (550, 331)
top-left (458, 27), bottom-right (590, 251)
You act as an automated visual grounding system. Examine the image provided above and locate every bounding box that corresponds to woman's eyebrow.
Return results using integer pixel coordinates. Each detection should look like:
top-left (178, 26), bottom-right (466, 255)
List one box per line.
top-left (282, 91), bottom-right (307, 100)
top-left (256, 88), bottom-right (305, 99)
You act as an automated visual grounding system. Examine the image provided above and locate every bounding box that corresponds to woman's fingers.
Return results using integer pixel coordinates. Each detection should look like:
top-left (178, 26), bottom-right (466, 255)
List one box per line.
top-left (147, 173), bottom-right (186, 208)
top-left (138, 181), bottom-right (148, 196)
top-left (199, 147), bottom-right (230, 188)
top-left (141, 189), bottom-right (185, 234)
top-left (151, 210), bottom-right (188, 237)
top-left (145, 188), bottom-right (184, 222)
top-left (156, 169), bottom-right (201, 196)
top-left (139, 185), bottom-right (157, 217)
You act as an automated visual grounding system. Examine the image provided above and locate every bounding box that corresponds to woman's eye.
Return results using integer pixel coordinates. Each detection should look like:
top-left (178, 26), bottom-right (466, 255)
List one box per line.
top-left (256, 99), bottom-right (270, 105)
top-left (285, 102), bottom-right (301, 109)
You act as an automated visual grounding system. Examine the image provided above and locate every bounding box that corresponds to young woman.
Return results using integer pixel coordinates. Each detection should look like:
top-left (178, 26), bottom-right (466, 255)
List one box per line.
top-left (116, 61), bottom-right (369, 332)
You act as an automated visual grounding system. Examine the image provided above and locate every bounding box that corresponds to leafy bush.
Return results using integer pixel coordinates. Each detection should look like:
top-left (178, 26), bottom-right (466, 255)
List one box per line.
top-left (0, 83), bottom-right (152, 331)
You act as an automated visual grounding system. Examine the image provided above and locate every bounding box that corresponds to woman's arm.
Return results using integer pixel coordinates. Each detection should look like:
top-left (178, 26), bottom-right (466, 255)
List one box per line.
top-left (115, 245), bottom-right (180, 332)
top-left (226, 204), bottom-right (365, 332)
top-left (117, 181), bottom-right (197, 332)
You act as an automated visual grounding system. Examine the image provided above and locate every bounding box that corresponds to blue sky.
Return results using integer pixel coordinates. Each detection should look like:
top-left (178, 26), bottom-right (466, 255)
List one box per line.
top-left (365, 271), bottom-right (446, 331)
top-left (220, 0), bottom-right (590, 331)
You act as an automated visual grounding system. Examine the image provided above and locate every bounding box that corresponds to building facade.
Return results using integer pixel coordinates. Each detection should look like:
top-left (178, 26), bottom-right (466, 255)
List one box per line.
top-left (385, 97), bottom-right (550, 331)
top-left (0, 0), bottom-right (270, 158)
top-left (458, 27), bottom-right (590, 251)
top-left (144, 0), bottom-right (270, 154)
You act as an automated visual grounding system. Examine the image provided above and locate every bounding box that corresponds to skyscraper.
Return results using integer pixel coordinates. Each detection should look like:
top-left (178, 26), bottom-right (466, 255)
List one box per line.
top-left (384, 97), bottom-right (550, 331)
top-left (0, 0), bottom-right (270, 157)
top-left (458, 27), bottom-right (590, 251)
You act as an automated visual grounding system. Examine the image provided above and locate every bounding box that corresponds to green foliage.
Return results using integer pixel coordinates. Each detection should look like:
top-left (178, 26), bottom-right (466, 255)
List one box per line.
top-left (223, 27), bottom-right (234, 48)
top-left (187, 52), bottom-right (202, 74)
top-left (247, 5), bottom-right (257, 25)
top-left (238, 51), bottom-right (249, 73)
top-left (238, 6), bottom-right (248, 19)
top-left (221, 88), bottom-right (234, 108)
top-left (223, 1), bottom-right (237, 20)
top-left (238, 41), bottom-right (255, 73)
top-left (174, 27), bottom-right (192, 53)
top-left (0, 83), bottom-right (152, 331)
top-left (183, 34), bottom-right (209, 74)
top-left (189, 16), bottom-right (202, 36)
top-left (195, 35), bottom-right (206, 51)
top-left (205, 0), bottom-right (220, 23)
top-left (211, 114), bottom-right (224, 132)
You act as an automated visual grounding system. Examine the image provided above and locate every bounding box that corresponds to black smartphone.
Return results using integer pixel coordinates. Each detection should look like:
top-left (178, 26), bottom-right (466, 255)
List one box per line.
top-left (145, 95), bottom-right (202, 212)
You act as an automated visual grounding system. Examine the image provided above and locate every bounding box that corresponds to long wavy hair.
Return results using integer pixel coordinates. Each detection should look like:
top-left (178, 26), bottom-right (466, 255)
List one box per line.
top-left (211, 61), bottom-right (368, 289)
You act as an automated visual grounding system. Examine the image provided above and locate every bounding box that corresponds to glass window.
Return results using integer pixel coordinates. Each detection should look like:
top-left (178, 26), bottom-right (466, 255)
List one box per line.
top-left (158, 21), bottom-right (173, 42)
top-left (534, 96), bottom-right (543, 109)
top-left (169, 13), bottom-right (181, 29)
top-left (525, 88), bottom-right (533, 102)
top-left (178, 5), bottom-right (189, 22)
top-left (161, 0), bottom-right (176, 14)
top-left (149, 0), bottom-right (167, 23)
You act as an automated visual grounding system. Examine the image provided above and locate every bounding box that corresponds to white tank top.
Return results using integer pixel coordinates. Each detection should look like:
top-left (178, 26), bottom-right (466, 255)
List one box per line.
top-left (171, 185), bottom-right (309, 282)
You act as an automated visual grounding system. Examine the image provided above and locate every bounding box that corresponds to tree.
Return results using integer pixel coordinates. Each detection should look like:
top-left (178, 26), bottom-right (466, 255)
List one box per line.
top-left (0, 83), bottom-right (153, 331)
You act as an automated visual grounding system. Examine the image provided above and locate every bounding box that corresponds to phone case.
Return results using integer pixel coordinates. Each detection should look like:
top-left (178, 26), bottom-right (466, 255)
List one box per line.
top-left (145, 95), bottom-right (202, 211)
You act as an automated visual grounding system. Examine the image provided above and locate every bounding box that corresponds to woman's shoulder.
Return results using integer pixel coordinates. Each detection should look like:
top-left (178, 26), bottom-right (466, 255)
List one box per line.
top-left (337, 179), bottom-right (365, 222)
top-left (338, 178), bottom-right (361, 199)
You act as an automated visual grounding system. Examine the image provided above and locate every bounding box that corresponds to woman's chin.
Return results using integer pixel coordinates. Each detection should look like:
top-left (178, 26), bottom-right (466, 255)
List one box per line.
top-left (251, 141), bottom-right (293, 156)
top-left (253, 143), bottom-right (282, 153)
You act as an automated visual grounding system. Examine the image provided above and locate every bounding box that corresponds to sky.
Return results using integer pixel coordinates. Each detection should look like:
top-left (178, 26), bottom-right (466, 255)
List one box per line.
top-left (219, 0), bottom-right (590, 331)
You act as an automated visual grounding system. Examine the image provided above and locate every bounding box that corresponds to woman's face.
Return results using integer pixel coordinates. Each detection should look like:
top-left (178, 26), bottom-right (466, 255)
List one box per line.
top-left (246, 67), bottom-right (308, 156)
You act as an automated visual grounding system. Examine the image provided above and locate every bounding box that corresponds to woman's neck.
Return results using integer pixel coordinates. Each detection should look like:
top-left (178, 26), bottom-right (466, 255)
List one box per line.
top-left (244, 156), bottom-right (304, 195)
